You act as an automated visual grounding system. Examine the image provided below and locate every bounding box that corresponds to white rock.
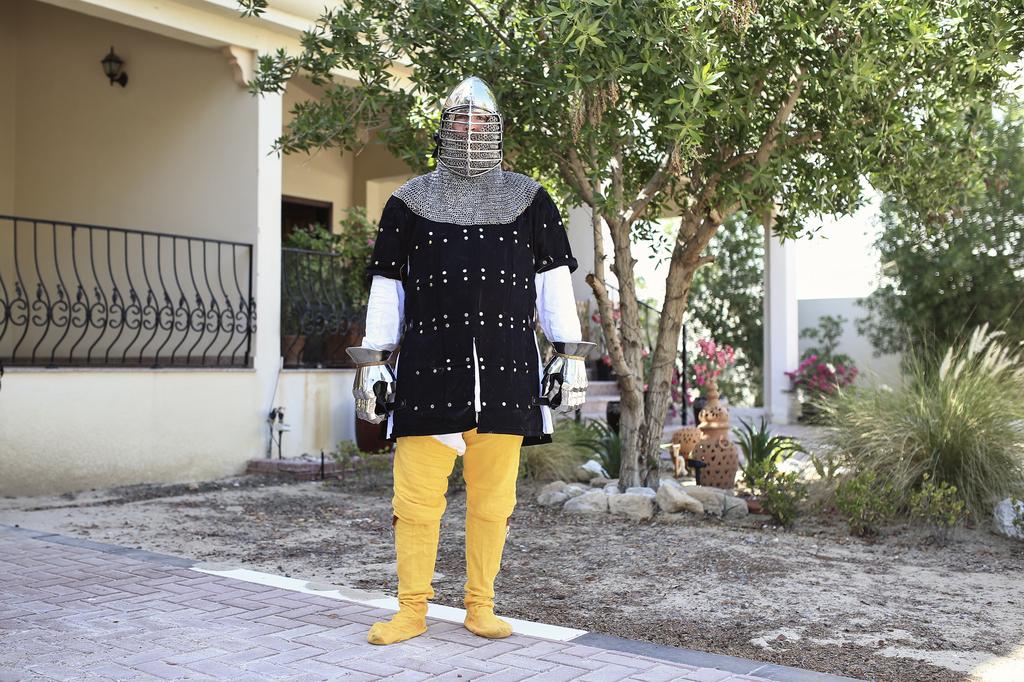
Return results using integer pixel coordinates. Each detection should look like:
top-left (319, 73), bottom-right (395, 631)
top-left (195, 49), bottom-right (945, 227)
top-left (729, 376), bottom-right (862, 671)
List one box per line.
top-left (723, 495), bottom-right (749, 520)
top-left (539, 480), bottom-right (568, 494)
top-left (563, 484), bottom-right (589, 498)
top-left (992, 497), bottom-right (1024, 541)
top-left (563, 490), bottom-right (610, 514)
top-left (656, 484), bottom-right (705, 515)
top-left (570, 464), bottom-right (595, 483)
top-left (608, 493), bottom-right (656, 521)
top-left (604, 482), bottom-right (622, 495)
top-left (625, 486), bottom-right (657, 499)
top-left (537, 490), bottom-right (571, 507)
top-left (581, 459), bottom-right (611, 479)
top-left (680, 485), bottom-right (727, 516)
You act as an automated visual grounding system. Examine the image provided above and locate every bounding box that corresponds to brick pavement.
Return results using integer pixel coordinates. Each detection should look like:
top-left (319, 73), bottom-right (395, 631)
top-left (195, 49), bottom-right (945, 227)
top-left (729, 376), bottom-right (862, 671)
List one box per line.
top-left (0, 525), bottom-right (850, 681)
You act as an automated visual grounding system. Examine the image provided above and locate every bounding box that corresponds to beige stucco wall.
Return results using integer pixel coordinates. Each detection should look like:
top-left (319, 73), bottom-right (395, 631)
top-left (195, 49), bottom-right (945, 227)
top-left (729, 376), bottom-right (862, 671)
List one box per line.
top-left (0, 368), bottom-right (264, 496)
top-left (798, 297), bottom-right (903, 389)
top-left (281, 78), bottom-right (353, 231)
top-left (1, 0), bottom-right (260, 360)
top-left (0, 1), bottom-right (272, 496)
top-left (9, 0), bottom-right (257, 239)
top-left (0, 1), bottom-right (15, 214)
top-left (272, 369), bottom-right (359, 459)
top-left (351, 136), bottom-right (418, 210)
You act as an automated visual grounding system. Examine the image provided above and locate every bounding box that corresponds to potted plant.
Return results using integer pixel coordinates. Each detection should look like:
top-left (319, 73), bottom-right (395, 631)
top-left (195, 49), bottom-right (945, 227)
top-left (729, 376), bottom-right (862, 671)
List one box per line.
top-left (282, 209), bottom-right (377, 367)
top-left (784, 315), bottom-right (858, 421)
top-left (689, 337), bottom-right (736, 425)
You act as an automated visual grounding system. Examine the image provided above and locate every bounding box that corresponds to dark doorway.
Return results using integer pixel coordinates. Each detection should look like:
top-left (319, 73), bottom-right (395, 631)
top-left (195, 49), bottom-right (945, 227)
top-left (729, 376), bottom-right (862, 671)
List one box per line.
top-left (282, 196), bottom-right (333, 243)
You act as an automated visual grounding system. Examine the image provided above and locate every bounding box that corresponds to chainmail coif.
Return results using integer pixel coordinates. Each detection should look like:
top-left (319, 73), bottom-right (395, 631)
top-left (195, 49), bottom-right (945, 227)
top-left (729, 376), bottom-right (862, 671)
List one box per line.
top-left (393, 164), bottom-right (542, 226)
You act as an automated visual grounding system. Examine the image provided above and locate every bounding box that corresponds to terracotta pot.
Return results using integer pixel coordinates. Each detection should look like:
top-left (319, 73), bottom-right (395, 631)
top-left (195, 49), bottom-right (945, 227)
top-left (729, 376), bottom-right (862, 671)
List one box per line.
top-left (692, 435), bottom-right (740, 489)
top-left (606, 400), bottom-right (620, 434)
top-left (355, 414), bottom-right (393, 454)
top-left (691, 379), bottom-right (739, 490)
top-left (746, 497), bottom-right (764, 514)
top-left (282, 334), bottom-right (306, 366)
top-left (326, 322), bottom-right (365, 366)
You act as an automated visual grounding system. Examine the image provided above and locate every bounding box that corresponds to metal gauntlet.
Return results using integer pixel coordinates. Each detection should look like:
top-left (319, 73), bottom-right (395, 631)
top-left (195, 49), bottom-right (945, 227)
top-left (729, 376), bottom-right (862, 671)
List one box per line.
top-left (345, 347), bottom-right (397, 424)
top-left (540, 341), bottom-right (596, 413)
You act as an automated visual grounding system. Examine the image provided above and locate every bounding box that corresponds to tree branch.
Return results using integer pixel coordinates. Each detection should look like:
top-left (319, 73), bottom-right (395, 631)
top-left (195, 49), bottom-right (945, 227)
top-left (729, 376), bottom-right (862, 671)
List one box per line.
top-left (465, 0), bottom-right (517, 50)
top-left (566, 146), bottom-right (597, 202)
top-left (754, 65), bottom-right (807, 167)
top-left (623, 146), bottom-right (676, 227)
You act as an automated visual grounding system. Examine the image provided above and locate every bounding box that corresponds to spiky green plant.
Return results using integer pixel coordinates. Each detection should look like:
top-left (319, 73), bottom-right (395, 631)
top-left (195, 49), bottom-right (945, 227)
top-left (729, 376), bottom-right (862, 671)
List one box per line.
top-left (574, 418), bottom-right (622, 482)
top-left (733, 416), bottom-right (807, 493)
top-left (820, 324), bottom-right (1024, 521)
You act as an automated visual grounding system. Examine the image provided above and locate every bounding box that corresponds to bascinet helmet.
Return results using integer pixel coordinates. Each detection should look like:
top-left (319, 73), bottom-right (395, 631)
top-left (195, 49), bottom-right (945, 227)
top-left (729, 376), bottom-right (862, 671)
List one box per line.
top-left (434, 76), bottom-right (503, 177)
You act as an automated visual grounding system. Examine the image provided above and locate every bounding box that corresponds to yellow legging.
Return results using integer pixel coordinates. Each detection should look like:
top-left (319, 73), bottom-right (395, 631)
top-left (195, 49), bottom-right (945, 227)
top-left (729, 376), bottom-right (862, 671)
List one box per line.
top-left (367, 426), bottom-right (523, 645)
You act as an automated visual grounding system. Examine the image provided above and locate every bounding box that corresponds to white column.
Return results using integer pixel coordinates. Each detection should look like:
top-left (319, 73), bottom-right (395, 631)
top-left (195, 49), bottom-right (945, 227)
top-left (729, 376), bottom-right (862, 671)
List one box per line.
top-left (762, 212), bottom-right (798, 424)
top-left (253, 86), bottom-right (284, 431)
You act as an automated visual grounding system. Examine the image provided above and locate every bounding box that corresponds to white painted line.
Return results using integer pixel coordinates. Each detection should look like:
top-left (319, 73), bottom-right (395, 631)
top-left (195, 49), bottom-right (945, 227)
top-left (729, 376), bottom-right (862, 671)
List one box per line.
top-left (191, 565), bottom-right (588, 641)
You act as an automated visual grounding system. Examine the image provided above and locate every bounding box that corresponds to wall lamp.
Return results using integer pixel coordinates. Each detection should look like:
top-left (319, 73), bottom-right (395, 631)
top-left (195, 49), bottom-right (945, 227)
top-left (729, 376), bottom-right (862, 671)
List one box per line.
top-left (101, 46), bottom-right (128, 87)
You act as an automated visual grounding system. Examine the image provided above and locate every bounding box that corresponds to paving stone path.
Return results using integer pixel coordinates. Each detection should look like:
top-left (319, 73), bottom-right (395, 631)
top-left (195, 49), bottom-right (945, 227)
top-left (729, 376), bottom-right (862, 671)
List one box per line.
top-left (0, 525), bottom-right (853, 681)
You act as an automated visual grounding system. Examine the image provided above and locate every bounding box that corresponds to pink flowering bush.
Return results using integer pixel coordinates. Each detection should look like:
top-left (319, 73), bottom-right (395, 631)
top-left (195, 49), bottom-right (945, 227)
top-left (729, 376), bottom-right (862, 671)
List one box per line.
top-left (692, 338), bottom-right (736, 388)
top-left (785, 354), bottom-right (859, 397)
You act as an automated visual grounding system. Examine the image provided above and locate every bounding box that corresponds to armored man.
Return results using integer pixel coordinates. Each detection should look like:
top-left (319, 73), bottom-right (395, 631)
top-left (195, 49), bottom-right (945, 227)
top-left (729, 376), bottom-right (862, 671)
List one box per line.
top-left (347, 75), bottom-right (593, 645)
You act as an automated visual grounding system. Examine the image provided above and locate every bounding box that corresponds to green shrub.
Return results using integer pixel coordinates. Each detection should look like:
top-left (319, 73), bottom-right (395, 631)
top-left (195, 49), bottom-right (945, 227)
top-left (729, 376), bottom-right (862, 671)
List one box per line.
top-left (909, 473), bottom-right (967, 546)
top-left (759, 469), bottom-right (808, 527)
top-left (733, 416), bottom-right (806, 493)
top-left (834, 469), bottom-right (900, 537)
top-left (330, 439), bottom-right (394, 489)
top-left (819, 323), bottom-right (1024, 521)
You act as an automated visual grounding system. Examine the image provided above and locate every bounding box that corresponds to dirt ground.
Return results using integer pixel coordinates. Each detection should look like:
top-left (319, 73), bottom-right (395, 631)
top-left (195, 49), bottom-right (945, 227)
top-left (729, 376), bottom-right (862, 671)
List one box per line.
top-left (2, 472), bottom-right (1022, 682)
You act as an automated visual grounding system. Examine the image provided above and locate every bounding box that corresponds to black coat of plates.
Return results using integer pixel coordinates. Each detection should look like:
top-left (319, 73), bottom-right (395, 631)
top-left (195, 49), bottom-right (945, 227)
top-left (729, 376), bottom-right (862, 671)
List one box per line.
top-left (365, 185), bottom-right (578, 447)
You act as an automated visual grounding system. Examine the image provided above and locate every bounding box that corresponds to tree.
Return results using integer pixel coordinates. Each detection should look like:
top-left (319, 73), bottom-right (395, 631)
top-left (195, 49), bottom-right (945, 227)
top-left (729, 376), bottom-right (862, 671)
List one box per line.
top-left (238, 0), bottom-right (1023, 489)
top-left (858, 106), bottom-right (1024, 357)
top-left (686, 212), bottom-right (764, 406)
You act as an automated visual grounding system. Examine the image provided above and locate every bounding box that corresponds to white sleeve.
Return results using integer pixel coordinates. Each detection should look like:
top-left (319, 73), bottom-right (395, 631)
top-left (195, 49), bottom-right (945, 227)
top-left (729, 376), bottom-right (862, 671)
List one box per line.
top-left (361, 274), bottom-right (404, 351)
top-left (535, 265), bottom-right (582, 343)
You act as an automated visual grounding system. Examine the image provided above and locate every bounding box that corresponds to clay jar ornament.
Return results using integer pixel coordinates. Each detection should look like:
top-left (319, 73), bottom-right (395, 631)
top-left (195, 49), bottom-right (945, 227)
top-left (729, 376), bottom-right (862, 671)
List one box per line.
top-left (692, 379), bottom-right (740, 490)
top-left (668, 426), bottom-right (703, 479)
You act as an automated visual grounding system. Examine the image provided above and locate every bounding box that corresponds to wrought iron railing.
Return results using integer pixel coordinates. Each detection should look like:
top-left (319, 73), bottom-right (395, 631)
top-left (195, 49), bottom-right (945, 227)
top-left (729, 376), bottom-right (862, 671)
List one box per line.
top-left (0, 215), bottom-right (255, 368)
top-left (601, 279), bottom-right (688, 371)
top-left (601, 280), bottom-right (690, 422)
top-left (280, 247), bottom-right (366, 369)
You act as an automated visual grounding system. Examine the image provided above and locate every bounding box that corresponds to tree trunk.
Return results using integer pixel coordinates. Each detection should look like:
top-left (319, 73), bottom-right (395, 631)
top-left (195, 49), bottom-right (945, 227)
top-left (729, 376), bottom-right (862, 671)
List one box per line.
top-left (633, 211), bottom-right (717, 489)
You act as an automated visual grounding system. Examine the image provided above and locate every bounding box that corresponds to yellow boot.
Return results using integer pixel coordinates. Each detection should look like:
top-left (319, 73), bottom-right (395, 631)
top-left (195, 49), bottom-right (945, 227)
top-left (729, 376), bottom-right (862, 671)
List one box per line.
top-left (463, 514), bottom-right (514, 638)
top-left (458, 427), bottom-right (522, 639)
top-left (368, 434), bottom-right (456, 645)
top-left (366, 514), bottom-right (440, 645)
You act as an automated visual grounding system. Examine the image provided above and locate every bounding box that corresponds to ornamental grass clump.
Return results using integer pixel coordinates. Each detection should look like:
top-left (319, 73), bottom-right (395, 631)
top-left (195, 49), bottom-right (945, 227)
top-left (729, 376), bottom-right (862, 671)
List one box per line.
top-left (519, 418), bottom-right (595, 482)
top-left (820, 324), bottom-right (1024, 522)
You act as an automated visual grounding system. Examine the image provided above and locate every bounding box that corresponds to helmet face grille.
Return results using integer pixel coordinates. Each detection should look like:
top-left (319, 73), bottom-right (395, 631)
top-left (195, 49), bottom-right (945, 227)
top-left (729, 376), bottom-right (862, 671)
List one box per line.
top-left (437, 104), bottom-right (503, 177)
